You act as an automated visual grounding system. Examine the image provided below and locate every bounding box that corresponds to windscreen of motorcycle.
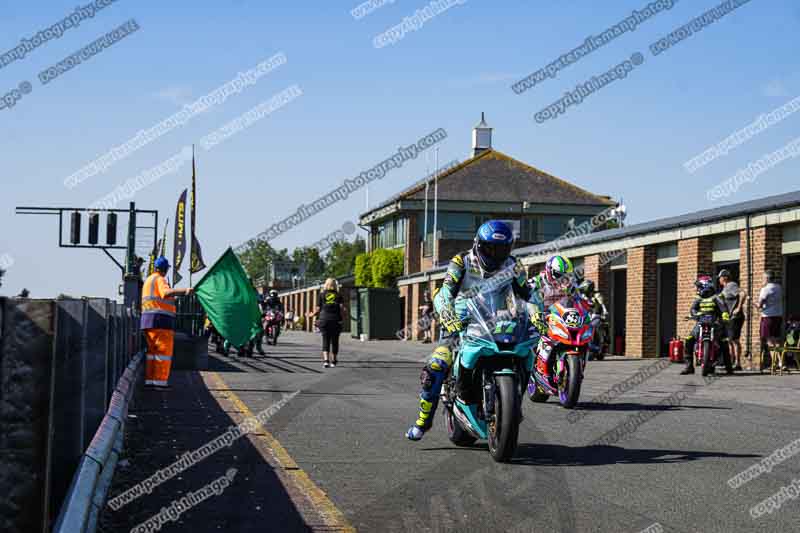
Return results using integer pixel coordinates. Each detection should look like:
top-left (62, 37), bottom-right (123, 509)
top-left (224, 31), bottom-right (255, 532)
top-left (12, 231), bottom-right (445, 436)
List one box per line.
top-left (462, 281), bottom-right (531, 346)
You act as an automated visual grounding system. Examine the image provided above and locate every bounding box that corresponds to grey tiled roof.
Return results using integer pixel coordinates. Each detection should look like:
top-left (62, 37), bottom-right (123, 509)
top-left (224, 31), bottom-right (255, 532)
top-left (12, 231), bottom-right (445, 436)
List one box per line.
top-left (361, 149), bottom-right (613, 220)
top-left (515, 189), bottom-right (800, 257)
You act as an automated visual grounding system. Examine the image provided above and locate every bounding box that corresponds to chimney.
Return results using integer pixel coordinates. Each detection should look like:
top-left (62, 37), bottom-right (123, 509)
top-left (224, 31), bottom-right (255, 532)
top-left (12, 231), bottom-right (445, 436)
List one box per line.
top-left (471, 112), bottom-right (493, 157)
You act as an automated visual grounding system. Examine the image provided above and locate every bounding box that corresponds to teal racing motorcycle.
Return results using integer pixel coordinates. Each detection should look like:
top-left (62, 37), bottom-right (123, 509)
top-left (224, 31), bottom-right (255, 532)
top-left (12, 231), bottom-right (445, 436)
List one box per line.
top-left (441, 281), bottom-right (538, 462)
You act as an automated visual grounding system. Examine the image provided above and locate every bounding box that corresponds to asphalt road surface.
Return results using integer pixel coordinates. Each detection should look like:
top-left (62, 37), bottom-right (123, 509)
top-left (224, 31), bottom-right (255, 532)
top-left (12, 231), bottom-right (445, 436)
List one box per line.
top-left (111, 330), bottom-right (800, 533)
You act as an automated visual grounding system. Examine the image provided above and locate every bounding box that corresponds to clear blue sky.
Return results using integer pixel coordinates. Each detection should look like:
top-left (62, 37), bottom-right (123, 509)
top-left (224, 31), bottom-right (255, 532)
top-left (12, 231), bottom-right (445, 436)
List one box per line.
top-left (1, 0), bottom-right (798, 298)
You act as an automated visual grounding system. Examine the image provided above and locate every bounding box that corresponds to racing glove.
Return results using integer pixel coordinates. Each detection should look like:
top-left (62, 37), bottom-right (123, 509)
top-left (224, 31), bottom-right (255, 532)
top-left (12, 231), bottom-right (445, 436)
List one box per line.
top-left (531, 310), bottom-right (547, 333)
top-left (439, 306), bottom-right (463, 333)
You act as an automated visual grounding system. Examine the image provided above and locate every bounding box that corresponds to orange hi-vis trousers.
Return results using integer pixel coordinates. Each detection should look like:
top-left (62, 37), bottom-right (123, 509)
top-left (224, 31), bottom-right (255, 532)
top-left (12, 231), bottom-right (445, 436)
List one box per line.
top-left (144, 328), bottom-right (175, 386)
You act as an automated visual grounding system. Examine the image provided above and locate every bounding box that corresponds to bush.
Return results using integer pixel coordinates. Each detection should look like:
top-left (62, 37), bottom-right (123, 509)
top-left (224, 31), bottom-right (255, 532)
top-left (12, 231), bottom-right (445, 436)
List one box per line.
top-left (371, 248), bottom-right (404, 288)
top-left (354, 253), bottom-right (373, 287)
top-left (354, 249), bottom-right (404, 287)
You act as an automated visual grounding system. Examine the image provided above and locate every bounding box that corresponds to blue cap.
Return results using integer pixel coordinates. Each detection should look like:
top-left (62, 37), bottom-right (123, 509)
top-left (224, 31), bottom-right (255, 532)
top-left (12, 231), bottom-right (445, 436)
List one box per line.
top-left (154, 256), bottom-right (170, 271)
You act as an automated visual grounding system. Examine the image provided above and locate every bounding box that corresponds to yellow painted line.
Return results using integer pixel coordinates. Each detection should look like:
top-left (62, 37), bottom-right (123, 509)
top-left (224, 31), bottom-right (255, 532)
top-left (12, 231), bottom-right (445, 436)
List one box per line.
top-left (206, 371), bottom-right (356, 532)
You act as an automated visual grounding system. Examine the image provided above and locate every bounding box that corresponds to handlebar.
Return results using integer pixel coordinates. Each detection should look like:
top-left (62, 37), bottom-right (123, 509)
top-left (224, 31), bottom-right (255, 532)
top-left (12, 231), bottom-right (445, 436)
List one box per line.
top-left (684, 315), bottom-right (725, 323)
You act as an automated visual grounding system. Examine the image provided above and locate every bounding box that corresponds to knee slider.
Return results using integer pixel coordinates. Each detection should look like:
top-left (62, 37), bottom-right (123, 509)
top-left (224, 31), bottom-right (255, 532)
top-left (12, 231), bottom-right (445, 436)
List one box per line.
top-left (420, 367), bottom-right (435, 391)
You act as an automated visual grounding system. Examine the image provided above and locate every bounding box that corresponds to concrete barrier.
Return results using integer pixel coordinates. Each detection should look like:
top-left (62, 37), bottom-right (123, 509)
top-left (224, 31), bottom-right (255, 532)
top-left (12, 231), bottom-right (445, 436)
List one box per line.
top-left (0, 297), bottom-right (141, 533)
top-left (53, 352), bottom-right (143, 533)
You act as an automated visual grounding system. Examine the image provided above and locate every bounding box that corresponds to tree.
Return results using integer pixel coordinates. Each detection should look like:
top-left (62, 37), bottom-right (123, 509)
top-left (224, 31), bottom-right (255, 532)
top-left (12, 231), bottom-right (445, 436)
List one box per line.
top-left (324, 237), bottom-right (366, 279)
top-left (17, 288), bottom-right (30, 298)
top-left (0, 267), bottom-right (4, 289)
top-left (236, 239), bottom-right (289, 286)
top-left (292, 247), bottom-right (326, 281)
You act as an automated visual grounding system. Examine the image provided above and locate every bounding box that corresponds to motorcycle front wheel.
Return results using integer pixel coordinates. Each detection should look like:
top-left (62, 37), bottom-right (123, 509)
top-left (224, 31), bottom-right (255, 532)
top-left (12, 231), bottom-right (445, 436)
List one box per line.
top-left (558, 354), bottom-right (582, 409)
top-left (488, 375), bottom-right (520, 463)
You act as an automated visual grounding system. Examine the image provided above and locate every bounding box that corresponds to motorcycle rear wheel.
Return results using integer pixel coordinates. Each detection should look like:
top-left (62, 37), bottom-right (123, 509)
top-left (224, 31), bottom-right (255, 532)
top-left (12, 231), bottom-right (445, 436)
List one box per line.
top-left (701, 340), bottom-right (714, 377)
top-left (488, 375), bottom-right (520, 463)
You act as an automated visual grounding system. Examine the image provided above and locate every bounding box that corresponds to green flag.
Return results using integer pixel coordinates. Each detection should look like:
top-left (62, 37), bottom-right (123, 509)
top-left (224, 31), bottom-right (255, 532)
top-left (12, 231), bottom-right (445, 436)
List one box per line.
top-left (194, 247), bottom-right (261, 347)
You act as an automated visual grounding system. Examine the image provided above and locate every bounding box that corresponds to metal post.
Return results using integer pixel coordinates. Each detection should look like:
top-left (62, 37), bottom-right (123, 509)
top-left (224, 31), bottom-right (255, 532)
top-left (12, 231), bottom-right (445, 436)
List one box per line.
top-left (126, 202), bottom-right (136, 276)
top-left (433, 148), bottom-right (439, 265)
top-left (123, 202), bottom-right (140, 313)
top-left (746, 214), bottom-right (753, 360)
top-left (423, 180), bottom-right (429, 254)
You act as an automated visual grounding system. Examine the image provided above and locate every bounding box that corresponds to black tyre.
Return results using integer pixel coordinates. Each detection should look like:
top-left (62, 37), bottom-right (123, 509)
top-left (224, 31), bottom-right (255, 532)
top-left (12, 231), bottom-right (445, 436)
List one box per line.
top-left (488, 375), bottom-right (520, 463)
top-left (445, 406), bottom-right (477, 446)
top-left (701, 340), bottom-right (713, 377)
top-left (558, 355), bottom-right (582, 409)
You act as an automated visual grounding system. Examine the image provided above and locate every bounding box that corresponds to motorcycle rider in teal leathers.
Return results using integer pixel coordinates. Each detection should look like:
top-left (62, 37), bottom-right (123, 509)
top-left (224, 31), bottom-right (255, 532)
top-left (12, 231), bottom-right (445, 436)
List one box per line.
top-left (406, 220), bottom-right (540, 441)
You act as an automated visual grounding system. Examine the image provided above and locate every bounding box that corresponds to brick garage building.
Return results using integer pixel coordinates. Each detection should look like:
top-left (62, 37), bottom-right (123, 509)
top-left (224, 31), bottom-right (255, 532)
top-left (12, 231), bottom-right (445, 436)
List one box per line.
top-left (515, 190), bottom-right (800, 363)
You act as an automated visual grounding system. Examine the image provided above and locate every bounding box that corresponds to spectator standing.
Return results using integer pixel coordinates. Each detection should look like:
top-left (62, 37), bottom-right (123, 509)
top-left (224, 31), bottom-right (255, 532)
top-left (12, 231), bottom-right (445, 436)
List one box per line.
top-left (419, 289), bottom-right (434, 343)
top-left (308, 278), bottom-right (348, 368)
top-left (719, 269), bottom-right (747, 371)
top-left (758, 270), bottom-right (784, 370)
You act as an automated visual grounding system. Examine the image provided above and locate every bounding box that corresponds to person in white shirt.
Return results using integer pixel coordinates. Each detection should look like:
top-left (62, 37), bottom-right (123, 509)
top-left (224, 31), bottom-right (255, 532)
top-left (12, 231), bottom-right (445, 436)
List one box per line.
top-left (758, 270), bottom-right (784, 369)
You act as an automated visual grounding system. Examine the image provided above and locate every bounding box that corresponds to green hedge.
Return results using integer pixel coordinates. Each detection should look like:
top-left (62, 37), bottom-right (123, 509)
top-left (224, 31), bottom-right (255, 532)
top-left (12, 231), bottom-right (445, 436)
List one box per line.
top-left (354, 249), bottom-right (404, 288)
top-left (354, 252), bottom-right (373, 287)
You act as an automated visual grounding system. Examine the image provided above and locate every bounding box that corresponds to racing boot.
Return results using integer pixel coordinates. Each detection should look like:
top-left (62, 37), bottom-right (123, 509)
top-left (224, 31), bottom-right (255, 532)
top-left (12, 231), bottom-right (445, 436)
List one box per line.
top-left (406, 345), bottom-right (452, 441)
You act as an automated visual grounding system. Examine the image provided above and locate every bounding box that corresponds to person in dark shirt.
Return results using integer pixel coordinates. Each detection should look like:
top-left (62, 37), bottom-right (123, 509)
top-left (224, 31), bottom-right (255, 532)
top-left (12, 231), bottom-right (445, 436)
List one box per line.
top-left (681, 274), bottom-right (733, 375)
top-left (308, 278), bottom-right (347, 368)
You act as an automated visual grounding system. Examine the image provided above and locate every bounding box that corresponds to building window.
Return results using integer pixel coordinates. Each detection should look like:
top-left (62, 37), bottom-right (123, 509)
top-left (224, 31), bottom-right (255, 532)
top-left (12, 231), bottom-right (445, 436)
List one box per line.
top-left (521, 217), bottom-right (539, 242)
top-left (712, 233), bottom-right (740, 263)
top-left (542, 216), bottom-right (566, 241)
top-left (396, 217), bottom-right (406, 246)
top-left (474, 214), bottom-right (491, 231)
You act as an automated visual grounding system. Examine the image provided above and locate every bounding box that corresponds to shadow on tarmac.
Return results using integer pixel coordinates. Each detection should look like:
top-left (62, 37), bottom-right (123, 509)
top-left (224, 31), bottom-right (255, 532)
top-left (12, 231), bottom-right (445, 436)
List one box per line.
top-left (511, 443), bottom-right (759, 467)
top-left (573, 401), bottom-right (732, 413)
